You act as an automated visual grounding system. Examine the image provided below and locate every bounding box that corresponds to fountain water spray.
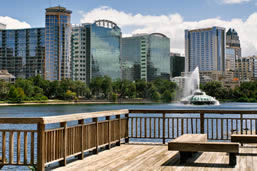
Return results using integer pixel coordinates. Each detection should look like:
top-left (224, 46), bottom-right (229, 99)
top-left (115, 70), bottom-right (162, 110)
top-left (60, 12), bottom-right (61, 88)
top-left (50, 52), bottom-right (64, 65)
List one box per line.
top-left (183, 67), bottom-right (200, 98)
top-left (181, 67), bottom-right (219, 105)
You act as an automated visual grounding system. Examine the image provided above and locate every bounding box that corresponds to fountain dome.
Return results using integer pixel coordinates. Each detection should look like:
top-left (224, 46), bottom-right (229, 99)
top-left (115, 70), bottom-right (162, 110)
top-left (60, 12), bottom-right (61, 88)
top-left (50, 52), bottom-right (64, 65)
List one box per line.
top-left (181, 89), bottom-right (219, 105)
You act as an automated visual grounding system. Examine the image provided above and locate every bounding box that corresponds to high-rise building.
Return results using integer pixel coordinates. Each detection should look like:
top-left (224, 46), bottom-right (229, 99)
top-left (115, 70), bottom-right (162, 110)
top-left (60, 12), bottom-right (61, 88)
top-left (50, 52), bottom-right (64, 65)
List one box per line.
top-left (226, 28), bottom-right (241, 59)
top-left (71, 20), bottom-right (122, 83)
top-left (170, 53), bottom-right (185, 78)
top-left (185, 27), bottom-right (226, 72)
top-left (226, 48), bottom-right (236, 71)
top-left (121, 33), bottom-right (170, 82)
top-left (235, 58), bottom-right (253, 81)
top-left (0, 28), bottom-right (45, 78)
top-left (226, 29), bottom-right (241, 71)
top-left (45, 6), bottom-right (72, 81)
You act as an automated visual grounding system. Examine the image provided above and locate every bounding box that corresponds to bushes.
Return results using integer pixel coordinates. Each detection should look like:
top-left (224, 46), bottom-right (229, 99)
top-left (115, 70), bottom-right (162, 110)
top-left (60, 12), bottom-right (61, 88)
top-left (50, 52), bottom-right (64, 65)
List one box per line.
top-left (2, 75), bottom-right (180, 103)
top-left (201, 81), bottom-right (257, 102)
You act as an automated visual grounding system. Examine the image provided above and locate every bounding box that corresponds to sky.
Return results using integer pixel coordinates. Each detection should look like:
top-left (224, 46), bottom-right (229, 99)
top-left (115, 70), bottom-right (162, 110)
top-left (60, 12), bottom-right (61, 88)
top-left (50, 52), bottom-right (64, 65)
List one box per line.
top-left (0, 0), bottom-right (256, 56)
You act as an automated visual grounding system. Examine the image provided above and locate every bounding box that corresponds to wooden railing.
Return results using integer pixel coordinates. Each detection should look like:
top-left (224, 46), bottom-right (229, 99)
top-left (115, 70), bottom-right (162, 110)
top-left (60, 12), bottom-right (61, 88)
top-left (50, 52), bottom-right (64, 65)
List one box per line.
top-left (0, 109), bottom-right (257, 170)
top-left (128, 110), bottom-right (257, 143)
top-left (0, 109), bottom-right (129, 171)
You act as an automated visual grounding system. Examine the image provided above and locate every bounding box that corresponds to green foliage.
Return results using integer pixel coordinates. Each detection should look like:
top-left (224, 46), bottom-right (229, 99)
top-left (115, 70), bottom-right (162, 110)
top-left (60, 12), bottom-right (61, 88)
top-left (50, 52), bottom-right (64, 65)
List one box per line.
top-left (111, 92), bottom-right (118, 102)
top-left (201, 81), bottom-right (257, 102)
top-left (64, 90), bottom-right (77, 100)
top-left (161, 90), bottom-right (174, 103)
top-left (0, 80), bottom-right (10, 99)
top-left (135, 80), bottom-right (148, 98)
top-left (8, 86), bottom-right (19, 100)
top-left (8, 86), bottom-right (25, 102)
top-left (151, 91), bottom-right (161, 102)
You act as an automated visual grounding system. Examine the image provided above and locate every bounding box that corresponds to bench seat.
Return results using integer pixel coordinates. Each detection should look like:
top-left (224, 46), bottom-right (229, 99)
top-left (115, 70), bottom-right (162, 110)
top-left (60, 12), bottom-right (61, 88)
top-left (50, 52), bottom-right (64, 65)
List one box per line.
top-left (231, 134), bottom-right (257, 145)
top-left (168, 140), bottom-right (239, 166)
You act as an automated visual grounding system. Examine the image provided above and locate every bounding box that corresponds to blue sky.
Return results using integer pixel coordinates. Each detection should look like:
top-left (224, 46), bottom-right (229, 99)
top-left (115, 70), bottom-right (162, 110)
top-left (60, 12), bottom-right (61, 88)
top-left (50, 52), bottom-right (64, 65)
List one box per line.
top-left (0, 0), bottom-right (257, 56)
top-left (0, 0), bottom-right (256, 27)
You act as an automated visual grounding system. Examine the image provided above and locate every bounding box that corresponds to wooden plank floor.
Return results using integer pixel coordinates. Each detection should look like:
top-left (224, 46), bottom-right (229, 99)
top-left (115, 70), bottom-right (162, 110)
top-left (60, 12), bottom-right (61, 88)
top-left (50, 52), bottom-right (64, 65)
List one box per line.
top-left (53, 143), bottom-right (257, 171)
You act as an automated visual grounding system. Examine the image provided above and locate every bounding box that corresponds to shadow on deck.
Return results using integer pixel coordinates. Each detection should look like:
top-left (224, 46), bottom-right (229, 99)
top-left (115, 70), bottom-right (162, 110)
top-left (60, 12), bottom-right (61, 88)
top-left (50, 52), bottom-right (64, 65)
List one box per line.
top-left (52, 143), bottom-right (257, 171)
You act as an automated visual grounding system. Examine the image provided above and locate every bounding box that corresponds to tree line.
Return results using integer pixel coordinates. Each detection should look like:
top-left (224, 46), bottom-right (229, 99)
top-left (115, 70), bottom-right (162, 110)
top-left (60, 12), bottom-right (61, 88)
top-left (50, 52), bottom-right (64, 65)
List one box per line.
top-left (0, 75), bottom-right (177, 103)
top-left (200, 81), bottom-right (257, 102)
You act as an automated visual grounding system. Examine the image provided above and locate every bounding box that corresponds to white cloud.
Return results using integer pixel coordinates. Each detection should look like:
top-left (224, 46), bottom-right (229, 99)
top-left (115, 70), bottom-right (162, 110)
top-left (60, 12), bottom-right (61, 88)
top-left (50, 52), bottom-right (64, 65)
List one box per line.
top-left (0, 16), bottom-right (31, 29)
top-left (223, 0), bottom-right (250, 4)
top-left (80, 6), bottom-right (257, 57)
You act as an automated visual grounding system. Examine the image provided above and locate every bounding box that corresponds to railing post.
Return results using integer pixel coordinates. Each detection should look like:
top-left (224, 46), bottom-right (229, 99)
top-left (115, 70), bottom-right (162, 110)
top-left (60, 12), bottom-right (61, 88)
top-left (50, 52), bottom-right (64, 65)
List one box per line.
top-left (93, 118), bottom-right (98, 154)
top-left (116, 115), bottom-right (121, 146)
top-left (60, 122), bottom-right (67, 166)
top-left (37, 123), bottom-right (45, 171)
top-left (163, 113), bottom-right (166, 144)
top-left (78, 119), bottom-right (84, 160)
top-left (125, 113), bottom-right (129, 143)
top-left (106, 116), bottom-right (111, 149)
top-left (200, 112), bottom-right (204, 134)
top-left (240, 114), bottom-right (243, 134)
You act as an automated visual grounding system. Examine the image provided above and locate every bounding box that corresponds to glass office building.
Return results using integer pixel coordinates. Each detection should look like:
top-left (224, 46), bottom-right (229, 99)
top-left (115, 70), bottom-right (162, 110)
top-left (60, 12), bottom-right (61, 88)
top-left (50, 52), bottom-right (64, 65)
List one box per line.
top-left (45, 6), bottom-right (72, 81)
top-left (185, 27), bottom-right (226, 72)
top-left (121, 33), bottom-right (170, 82)
top-left (226, 28), bottom-right (241, 59)
top-left (226, 48), bottom-right (236, 71)
top-left (71, 20), bottom-right (122, 83)
top-left (170, 53), bottom-right (185, 78)
top-left (0, 28), bottom-right (45, 78)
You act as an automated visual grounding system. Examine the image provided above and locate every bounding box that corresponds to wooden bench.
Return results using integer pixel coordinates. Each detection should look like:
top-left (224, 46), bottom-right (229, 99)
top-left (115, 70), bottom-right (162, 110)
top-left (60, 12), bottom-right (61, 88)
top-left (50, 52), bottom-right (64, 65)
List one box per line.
top-left (168, 134), bottom-right (239, 166)
top-left (231, 134), bottom-right (257, 145)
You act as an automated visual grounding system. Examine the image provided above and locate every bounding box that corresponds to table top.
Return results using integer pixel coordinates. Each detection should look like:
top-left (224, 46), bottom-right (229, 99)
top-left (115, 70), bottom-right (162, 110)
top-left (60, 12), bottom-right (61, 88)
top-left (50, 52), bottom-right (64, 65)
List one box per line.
top-left (171, 134), bottom-right (207, 143)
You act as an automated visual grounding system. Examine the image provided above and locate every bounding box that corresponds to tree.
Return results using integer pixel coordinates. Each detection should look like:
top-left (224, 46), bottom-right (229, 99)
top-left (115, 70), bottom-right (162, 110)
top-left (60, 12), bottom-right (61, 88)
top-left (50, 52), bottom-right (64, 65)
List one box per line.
top-left (30, 75), bottom-right (50, 97)
top-left (101, 76), bottom-right (112, 98)
top-left (8, 86), bottom-right (25, 102)
top-left (135, 80), bottom-right (147, 98)
top-left (111, 92), bottom-right (118, 102)
top-left (8, 86), bottom-right (19, 100)
top-left (151, 91), bottom-right (161, 102)
top-left (73, 81), bottom-right (91, 98)
top-left (201, 81), bottom-right (224, 99)
top-left (0, 80), bottom-right (10, 99)
top-left (161, 90), bottom-right (174, 103)
top-left (90, 77), bottom-right (104, 98)
top-left (15, 79), bottom-right (35, 97)
top-left (64, 90), bottom-right (77, 100)
top-left (16, 88), bottom-right (26, 101)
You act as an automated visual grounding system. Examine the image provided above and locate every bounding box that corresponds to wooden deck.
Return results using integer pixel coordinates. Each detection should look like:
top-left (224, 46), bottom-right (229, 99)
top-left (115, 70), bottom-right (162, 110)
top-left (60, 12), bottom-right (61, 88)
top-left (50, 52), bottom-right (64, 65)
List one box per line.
top-left (53, 143), bottom-right (257, 171)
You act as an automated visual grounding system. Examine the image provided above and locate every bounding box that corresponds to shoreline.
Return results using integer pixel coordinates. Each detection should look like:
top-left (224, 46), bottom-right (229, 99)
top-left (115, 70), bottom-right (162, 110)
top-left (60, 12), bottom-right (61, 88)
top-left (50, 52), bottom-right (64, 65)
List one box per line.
top-left (0, 100), bottom-right (158, 106)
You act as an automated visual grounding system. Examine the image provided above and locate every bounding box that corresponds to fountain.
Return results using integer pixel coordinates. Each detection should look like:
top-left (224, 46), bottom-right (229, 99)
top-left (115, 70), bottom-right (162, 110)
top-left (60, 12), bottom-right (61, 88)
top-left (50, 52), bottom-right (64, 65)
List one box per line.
top-left (180, 67), bottom-right (219, 105)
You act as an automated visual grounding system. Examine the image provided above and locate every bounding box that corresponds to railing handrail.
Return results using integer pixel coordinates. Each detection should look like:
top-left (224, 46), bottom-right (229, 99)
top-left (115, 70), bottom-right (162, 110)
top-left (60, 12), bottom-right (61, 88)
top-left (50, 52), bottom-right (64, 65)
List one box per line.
top-left (1, 109), bottom-right (257, 125)
top-left (129, 109), bottom-right (257, 114)
top-left (0, 109), bottom-right (129, 124)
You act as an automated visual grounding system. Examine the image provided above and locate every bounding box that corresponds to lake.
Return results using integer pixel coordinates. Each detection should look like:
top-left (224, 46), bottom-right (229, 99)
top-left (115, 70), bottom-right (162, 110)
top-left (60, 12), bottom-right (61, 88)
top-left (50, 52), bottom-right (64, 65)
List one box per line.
top-left (0, 102), bottom-right (257, 118)
top-left (0, 102), bottom-right (257, 170)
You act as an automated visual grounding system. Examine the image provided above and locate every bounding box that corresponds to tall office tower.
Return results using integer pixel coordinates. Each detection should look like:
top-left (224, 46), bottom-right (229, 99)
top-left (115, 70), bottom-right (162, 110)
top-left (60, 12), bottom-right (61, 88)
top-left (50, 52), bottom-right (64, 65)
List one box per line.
top-left (226, 28), bottom-right (241, 59)
top-left (0, 28), bottom-right (45, 78)
top-left (71, 25), bottom-right (87, 83)
top-left (170, 53), bottom-right (185, 78)
top-left (235, 58), bottom-right (253, 81)
top-left (185, 27), bottom-right (226, 72)
top-left (226, 28), bottom-right (241, 71)
top-left (45, 6), bottom-right (72, 81)
top-left (121, 33), bottom-right (170, 82)
top-left (71, 20), bottom-right (122, 84)
top-left (0, 23), bottom-right (6, 29)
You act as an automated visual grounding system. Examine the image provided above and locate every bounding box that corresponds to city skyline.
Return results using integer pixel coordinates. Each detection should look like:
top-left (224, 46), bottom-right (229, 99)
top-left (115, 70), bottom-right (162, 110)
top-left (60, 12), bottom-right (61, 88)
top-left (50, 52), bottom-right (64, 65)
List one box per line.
top-left (0, 0), bottom-right (256, 57)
